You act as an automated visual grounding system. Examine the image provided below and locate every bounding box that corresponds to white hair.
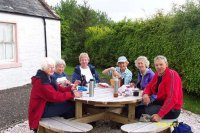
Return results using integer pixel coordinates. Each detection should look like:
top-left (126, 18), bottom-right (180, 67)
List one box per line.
top-left (79, 52), bottom-right (90, 62)
top-left (41, 57), bottom-right (55, 71)
top-left (55, 59), bottom-right (66, 67)
top-left (154, 55), bottom-right (168, 64)
top-left (135, 56), bottom-right (150, 68)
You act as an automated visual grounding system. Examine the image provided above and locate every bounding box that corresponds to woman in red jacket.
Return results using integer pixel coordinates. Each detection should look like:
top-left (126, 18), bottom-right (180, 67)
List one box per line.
top-left (28, 57), bottom-right (82, 133)
top-left (136, 55), bottom-right (183, 122)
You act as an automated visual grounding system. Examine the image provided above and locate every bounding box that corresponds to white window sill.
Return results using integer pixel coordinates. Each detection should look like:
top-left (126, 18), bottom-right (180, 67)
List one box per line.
top-left (0, 62), bottom-right (22, 69)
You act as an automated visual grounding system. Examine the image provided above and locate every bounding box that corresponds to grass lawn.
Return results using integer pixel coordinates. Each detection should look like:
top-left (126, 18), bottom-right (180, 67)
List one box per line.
top-left (65, 65), bottom-right (200, 115)
top-left (183, 93), bottom-right (200, 114)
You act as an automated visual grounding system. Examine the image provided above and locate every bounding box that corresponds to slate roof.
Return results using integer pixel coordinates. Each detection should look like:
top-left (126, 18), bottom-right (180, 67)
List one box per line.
top-left (0, 0), bottom-right (60, 20)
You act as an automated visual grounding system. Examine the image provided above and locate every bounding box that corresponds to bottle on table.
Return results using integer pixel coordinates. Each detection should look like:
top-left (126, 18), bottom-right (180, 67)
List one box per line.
top-left (113, 77), bottom-right (119, 97)
top-left (89, 79), bottom-right (94, 97)
top-left (81, 74), bottom-right (87, 86)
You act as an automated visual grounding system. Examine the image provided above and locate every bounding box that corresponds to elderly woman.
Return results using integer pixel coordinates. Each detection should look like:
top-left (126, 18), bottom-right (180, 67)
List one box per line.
top-left (102, 56), bottom-right (132, 85)
top-left (134, 56), bottom-right (155, 90)
top-left (28, 57), bottom-right (82, 133)
top-left (52, 59), bottom-right (71, 85)
top-left (136, 55), bottom-right (183, 122)
top-left (72, 52), bottom-right (100, 86)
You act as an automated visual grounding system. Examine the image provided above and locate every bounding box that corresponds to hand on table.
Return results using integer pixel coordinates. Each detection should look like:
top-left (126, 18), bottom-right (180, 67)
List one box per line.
top-left (151, 114), bottom-right (161, 122)
top-left (70, 80), bottom-right (81, 91)
top-left (143, 94), bottom-right (150, 106)
top-left (73, 90), bottom-right (82, 98)
top-left (59, 79), bottom-right (71, 87)
top-left (129, 82), bottom-right (135, 88)
top-left (65, 79), bottom-right (71, 85)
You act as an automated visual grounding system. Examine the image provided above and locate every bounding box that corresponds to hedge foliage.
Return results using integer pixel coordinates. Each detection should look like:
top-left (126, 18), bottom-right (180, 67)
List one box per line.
top-left (84, 1), bottom-right (200, 95)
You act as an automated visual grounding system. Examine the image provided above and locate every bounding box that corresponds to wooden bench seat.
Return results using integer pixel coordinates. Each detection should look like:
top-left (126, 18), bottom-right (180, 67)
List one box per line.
top-left (38, 117), bottom-right (93, 133)
top-left (121, 119), bottom-right (175, 133)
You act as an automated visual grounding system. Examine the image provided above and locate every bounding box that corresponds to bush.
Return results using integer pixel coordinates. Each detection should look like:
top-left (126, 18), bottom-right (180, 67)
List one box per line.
top-left (84, 1), bottom-right (200, 95)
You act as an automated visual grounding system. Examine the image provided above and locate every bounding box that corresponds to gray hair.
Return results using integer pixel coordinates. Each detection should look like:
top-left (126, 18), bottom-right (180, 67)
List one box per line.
top-left (41, 57), bottom-right (55, 71)
top-left (55, 59), bottom-right (66, 68)
top-left (154, 55), bottom-right (168, 64)
top-left (79, 52), bottom-right (90, 62)
top-left (135, 56), bottom-right (150, 68)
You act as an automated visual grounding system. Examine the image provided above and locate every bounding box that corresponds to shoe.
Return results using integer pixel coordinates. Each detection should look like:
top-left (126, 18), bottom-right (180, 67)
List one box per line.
top-left (89, 121), bottom-right (96, 127)
top-left (139, 114), bottom-right (152, 122)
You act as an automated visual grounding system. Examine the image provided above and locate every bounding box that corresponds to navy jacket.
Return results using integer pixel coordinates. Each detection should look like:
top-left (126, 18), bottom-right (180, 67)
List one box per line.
top-left (71, 64), bottom-right (100, 84)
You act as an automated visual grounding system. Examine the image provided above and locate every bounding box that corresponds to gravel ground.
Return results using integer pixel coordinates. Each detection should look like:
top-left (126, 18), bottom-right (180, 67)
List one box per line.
top-left (0, 83), bottom-right (199, 133)
top-left (1, 109), bottom-right (200, 133)
top-left (0, 84), bottom-right (30, 130)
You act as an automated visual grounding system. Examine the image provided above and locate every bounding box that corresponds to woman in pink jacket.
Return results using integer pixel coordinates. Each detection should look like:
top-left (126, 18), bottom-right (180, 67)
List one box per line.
top-left (136, 55), bottom-right (183, 122)
top-left (28, 57), bottom-right (82, 133)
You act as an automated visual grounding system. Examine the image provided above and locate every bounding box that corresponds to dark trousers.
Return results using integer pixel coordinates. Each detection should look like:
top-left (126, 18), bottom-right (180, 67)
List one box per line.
top-left (135, 101), bottom-right (181, 119)
top-left (42, 101), bottom-right (75, 119)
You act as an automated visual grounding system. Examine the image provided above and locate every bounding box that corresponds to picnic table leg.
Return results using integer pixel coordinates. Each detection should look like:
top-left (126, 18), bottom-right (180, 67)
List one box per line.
top-left (38, 125), bottom-right (45, 133)
top-left (128, 103), bottom-right (135, 122)
top-left (75, 101), bottom-right (83, 118)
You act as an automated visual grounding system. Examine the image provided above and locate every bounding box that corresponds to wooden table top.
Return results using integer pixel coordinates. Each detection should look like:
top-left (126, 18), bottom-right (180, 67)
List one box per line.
top-left (74, 86), bottom-right (142, 105)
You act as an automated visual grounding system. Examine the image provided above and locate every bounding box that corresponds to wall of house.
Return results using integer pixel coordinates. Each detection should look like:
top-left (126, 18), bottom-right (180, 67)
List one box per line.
top-left (0, 13), bottom-right (61, 90)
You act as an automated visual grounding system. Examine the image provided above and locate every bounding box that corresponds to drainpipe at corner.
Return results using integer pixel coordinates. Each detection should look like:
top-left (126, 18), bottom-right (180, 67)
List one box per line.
top-left (42, 17), bottom-right (48, 57)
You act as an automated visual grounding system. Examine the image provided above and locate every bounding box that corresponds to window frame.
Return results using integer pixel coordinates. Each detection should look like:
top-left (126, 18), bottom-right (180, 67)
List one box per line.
top-left (0, 21), bottom-right (21, 69)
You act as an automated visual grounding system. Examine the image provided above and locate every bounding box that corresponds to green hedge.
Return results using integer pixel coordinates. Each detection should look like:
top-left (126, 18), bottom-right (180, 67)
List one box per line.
top-left (84, 1), bottom-right (200, 95)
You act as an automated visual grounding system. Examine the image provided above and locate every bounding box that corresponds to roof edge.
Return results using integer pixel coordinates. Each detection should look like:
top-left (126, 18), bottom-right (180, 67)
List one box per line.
top-left (38, 0), bottom-right (60, 19)
top-left (0, 10), bottom-right (60, 20)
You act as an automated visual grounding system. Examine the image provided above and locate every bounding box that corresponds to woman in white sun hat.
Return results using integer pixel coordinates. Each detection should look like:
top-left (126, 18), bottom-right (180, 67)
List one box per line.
top-left (102, 56), bottom-right (132, 85)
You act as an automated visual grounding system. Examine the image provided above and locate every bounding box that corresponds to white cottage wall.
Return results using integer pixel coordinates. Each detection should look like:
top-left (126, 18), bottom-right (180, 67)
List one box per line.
top-left (45, 19), bottom-right (61, 59)
top-left (0, 13), bottom-right (61, 90)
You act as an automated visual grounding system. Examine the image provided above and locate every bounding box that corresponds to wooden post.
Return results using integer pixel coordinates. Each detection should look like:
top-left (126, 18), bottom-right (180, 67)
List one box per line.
top-left (76, 101), bottom-right (83, 118)
top-left (128, 103), bottom-right (135, 122)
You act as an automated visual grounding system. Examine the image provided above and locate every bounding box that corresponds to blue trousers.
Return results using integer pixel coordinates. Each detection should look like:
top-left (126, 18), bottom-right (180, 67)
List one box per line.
top-left (135, 101), bottom-right (180, 119)
top-left (42, 101), bottom-right (75, 119)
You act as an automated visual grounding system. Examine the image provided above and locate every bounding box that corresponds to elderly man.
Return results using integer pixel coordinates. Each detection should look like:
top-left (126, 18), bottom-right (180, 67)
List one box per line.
top-left (135, 55), bottom-right (183, 122)
top-left (102, 56), bottom-right (132, 85)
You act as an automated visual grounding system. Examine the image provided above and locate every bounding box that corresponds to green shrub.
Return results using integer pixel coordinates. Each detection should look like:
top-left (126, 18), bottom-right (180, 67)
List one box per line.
top-left (84, 1), bottom-right (200, 95)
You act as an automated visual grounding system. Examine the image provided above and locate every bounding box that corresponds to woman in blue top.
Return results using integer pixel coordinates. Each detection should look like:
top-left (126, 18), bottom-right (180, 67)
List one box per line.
top-left (134, 56), bottom-right (155, 90)
top-left (52, 59), bottom-right (71, 85)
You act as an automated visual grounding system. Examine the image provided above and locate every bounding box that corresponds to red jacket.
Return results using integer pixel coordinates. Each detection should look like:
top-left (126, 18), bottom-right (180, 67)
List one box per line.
top-left (28, 70), bottom-right (74, 129)
top-left (143, 68), bottom-right (183, 118)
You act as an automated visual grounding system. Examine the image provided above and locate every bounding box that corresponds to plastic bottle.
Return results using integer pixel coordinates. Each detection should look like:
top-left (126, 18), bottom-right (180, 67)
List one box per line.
top-left (89, 79), bottom-right (94, 97)
top-left (113, 77), bottom-right (119, 97)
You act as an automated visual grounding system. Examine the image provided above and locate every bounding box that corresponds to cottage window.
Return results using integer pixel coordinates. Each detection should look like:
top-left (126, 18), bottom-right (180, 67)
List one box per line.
top-left (0, 22), bottom-right (20, 69)
top-left (0, 23), bottom-right (15, 61)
